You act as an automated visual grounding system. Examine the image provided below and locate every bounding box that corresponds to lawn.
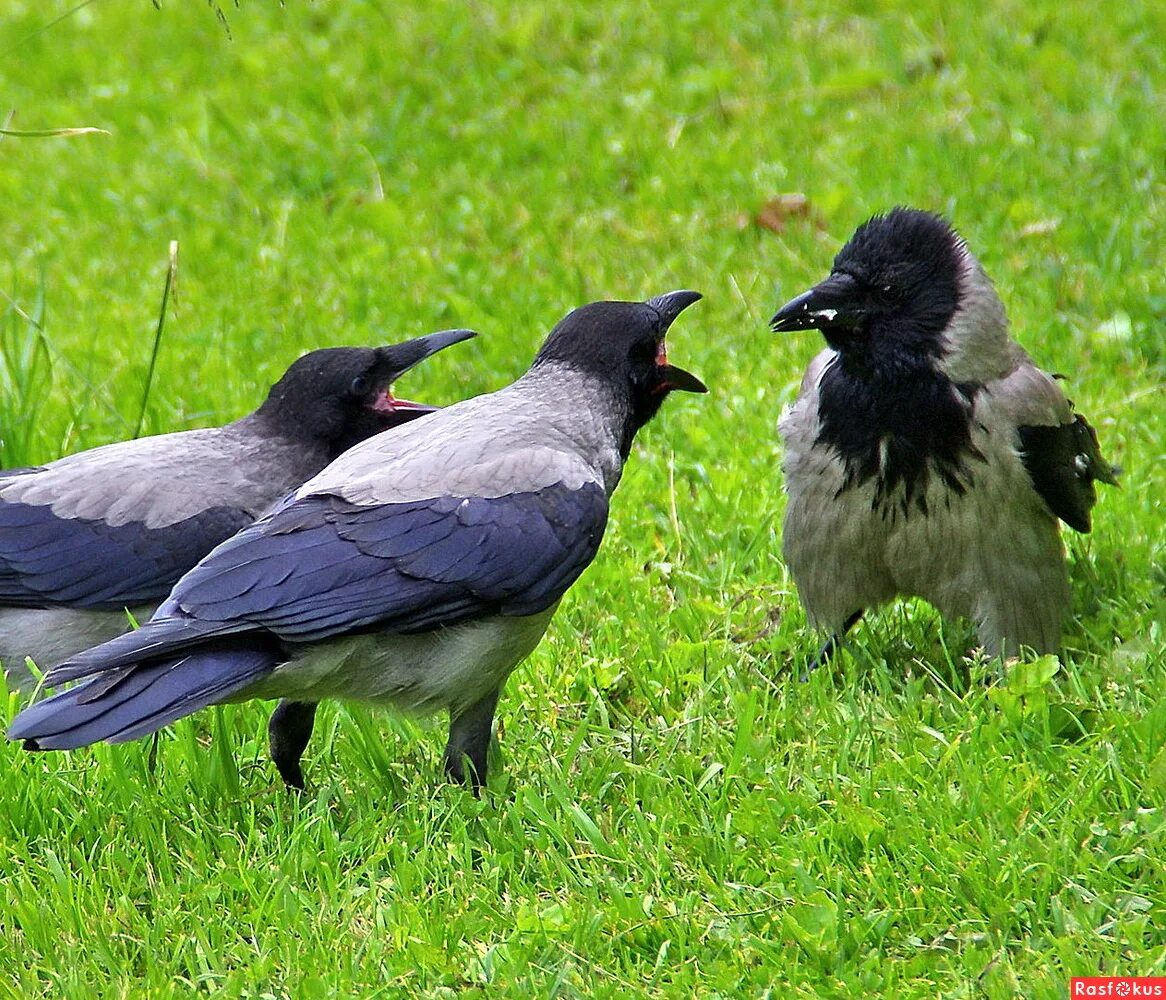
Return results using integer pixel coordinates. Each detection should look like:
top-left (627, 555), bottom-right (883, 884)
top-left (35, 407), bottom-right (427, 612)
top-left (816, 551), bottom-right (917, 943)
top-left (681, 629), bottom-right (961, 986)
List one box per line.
top-left (1, 1), bottom-right (1163, 996)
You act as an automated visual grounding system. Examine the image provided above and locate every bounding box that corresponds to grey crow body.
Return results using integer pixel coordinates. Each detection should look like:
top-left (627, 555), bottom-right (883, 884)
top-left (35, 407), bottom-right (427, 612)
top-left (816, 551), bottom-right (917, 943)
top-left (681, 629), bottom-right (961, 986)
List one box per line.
top-left (0, 330), bottom-right (474, 687)
top-left (772, 208), bottom-right (1116, 660)
top-left (8, 292), bottom-right (706, 791)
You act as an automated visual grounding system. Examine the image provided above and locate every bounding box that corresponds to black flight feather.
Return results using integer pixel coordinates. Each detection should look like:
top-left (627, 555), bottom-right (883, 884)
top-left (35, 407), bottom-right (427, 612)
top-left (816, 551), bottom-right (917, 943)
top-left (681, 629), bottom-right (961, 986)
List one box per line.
top-left (1017, 414), bottom-right (1119, 533)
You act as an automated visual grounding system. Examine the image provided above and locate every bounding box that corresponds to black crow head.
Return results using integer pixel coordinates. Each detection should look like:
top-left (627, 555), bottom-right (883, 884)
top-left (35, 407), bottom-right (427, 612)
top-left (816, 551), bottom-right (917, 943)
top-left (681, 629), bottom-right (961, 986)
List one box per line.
top-left (771, 208), bottom-right (968, 368)
top-left (533, 291), bottom-right (707, 448)
top-left (257, 328), bottom-right (476, 456)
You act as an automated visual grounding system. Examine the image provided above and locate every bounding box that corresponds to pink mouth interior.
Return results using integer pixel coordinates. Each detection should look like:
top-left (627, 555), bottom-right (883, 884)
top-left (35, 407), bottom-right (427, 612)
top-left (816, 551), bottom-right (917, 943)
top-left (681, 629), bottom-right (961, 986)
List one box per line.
top-left (368, 389), bottom-right (434, 414)
top-left (651, 340), bottom-right (671, 394)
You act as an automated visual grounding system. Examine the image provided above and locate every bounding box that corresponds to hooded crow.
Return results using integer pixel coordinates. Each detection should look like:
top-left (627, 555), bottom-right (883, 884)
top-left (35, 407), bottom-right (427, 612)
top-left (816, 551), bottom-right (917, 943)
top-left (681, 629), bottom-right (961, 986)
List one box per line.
top-left (771, 208), bottom-right (1116, 661)
top-left (0, 329), bottom-right (475, 686)
top-left (8, 292), bottom-right (706, 791)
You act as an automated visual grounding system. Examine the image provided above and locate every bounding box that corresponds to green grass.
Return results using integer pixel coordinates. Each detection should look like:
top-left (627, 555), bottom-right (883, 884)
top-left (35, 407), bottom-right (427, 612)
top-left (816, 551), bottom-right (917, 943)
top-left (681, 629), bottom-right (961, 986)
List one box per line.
top-left (1, 0), bottom-right (1164, 995)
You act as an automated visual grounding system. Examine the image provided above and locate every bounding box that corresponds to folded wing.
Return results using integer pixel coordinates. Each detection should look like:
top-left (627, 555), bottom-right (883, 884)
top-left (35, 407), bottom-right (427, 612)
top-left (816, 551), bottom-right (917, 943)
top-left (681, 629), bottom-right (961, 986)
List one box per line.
top-left (0, 494), bottom-right (253, 608)
top-left (986, 359), bottom-right (1119, 535)
top-left (48, 481), bottom-right (609, 684)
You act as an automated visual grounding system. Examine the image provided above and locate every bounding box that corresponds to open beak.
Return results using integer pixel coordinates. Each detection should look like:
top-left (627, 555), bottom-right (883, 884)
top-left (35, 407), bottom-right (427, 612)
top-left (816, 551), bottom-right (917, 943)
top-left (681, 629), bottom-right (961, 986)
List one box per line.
top-left (646, 289), bottom-right (708, 394)
top-left (770, 271), bottom-right (866, 336)
top-left (367, 393), bottom-right (434, 415)
top-left (368, 328), bottom-right (477, 414)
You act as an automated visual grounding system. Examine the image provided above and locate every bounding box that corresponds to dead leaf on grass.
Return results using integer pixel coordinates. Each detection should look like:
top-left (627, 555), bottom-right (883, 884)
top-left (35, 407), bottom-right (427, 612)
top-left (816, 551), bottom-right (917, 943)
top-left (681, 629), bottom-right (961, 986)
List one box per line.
top-left (754, 194), bottom-right (817, 235)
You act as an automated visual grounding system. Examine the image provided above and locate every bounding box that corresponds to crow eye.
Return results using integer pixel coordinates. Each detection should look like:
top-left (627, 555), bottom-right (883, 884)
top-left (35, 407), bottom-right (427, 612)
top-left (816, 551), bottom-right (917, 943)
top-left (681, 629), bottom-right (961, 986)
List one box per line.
top-left (350, 375), bottom-right (370, 396)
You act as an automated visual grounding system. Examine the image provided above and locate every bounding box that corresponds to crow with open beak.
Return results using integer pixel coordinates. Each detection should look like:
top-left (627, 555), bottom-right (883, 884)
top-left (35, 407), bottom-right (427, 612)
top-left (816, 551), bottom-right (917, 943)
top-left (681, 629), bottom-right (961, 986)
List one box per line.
top-left (8, 292), bottom-right (706, 793)
top-left (772, 208), bottom-right (1116, 662)
top-left (0, 329), bottom-right (475, 686)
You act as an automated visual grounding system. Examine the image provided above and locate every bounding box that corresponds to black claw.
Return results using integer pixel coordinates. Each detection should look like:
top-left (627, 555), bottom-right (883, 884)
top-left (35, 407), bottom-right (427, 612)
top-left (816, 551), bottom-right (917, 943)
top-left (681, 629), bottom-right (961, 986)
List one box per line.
top-left (444, 689), bottom-right (500, 794)
top-left (279, 760), bottom-right (307, 792)
top-left (443, 750), bottom-right (486, 793)
top-left (802, 610), bottom-right (864, 680)
top-left (269, 700), bottom-right (318, 791)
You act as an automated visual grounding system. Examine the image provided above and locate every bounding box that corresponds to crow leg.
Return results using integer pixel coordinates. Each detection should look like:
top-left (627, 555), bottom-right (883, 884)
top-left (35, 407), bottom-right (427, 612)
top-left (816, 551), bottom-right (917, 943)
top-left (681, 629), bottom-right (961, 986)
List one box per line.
top-left (805, 610), bottom-right (864, 678)
top-left (444, 688), bottom-right (501, 792)
top-left (268, 699), bottom-right (318, 790)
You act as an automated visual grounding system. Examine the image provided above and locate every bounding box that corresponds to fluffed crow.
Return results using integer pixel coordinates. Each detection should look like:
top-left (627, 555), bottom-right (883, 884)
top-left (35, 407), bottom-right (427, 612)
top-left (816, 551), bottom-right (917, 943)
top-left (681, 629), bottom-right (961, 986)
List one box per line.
top-left (772, 208), bottom-right (1116, 662)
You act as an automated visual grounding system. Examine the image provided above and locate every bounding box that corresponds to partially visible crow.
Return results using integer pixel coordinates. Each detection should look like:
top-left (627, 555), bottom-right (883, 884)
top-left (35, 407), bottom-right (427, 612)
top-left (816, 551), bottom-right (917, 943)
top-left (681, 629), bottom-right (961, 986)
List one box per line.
top-left (772, 208), bottom-right (1116, 661)
top-left (0, 330), bottom-right (475, 686)
top-left (9, 292), bottom-right (706, 792)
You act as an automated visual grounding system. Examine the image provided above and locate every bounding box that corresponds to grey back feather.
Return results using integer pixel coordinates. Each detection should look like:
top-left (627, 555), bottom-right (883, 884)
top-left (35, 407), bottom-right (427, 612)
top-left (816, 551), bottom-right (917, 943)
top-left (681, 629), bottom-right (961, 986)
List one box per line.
top-left (0, 416), bottom-right (329, 529)
top-left (303, 362), bottom-right (628, 505)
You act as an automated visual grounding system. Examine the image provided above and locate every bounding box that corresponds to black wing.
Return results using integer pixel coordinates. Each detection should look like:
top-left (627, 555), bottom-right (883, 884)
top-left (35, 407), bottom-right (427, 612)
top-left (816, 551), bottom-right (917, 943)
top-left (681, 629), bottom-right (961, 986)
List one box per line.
top-left (1017, 414), bottom-right (1119, 533)
top-left (0, 500), bottom-right (254, 609)
top-left (50, 483), bottom-right (608, 683)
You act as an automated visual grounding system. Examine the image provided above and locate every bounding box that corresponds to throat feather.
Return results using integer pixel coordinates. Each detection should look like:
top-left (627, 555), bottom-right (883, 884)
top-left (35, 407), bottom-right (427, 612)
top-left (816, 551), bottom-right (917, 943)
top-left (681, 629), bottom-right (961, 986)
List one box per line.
top-left (816, 356), bottom-right (984, 515)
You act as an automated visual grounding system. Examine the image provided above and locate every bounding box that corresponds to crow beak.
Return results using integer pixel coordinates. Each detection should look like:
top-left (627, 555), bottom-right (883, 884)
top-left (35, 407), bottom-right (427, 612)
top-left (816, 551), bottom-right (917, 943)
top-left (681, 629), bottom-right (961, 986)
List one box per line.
top-left (770, 271), bottom-right (866, 335)
top-left (657, 361), bottom-right (709, 394)
top-left (368, 328), bottom-right (477, 414)
top-left (647, 289), bottom-right (703, 328)
top-left (646, 290), bottom-right (708, 394)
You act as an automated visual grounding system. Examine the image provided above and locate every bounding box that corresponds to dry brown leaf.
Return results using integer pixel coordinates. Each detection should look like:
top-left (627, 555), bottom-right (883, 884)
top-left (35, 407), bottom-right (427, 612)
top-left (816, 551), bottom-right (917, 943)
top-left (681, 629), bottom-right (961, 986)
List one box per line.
top-left (755, 194), bottom-right (814, 234)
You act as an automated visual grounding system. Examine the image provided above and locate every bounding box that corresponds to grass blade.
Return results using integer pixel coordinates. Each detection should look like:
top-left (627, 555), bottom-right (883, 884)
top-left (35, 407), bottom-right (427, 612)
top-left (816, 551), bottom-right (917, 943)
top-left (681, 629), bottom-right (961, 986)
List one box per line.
top-left (133, 240), bottom-right (179, 440)
top-left (0, 126), bottom-right (110, 139)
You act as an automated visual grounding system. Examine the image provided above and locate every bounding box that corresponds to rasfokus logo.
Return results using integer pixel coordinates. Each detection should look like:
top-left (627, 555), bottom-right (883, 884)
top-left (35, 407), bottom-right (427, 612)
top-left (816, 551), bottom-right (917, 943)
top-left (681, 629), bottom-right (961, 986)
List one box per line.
top-left (1071, 979), bottom-right (1166, 997)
